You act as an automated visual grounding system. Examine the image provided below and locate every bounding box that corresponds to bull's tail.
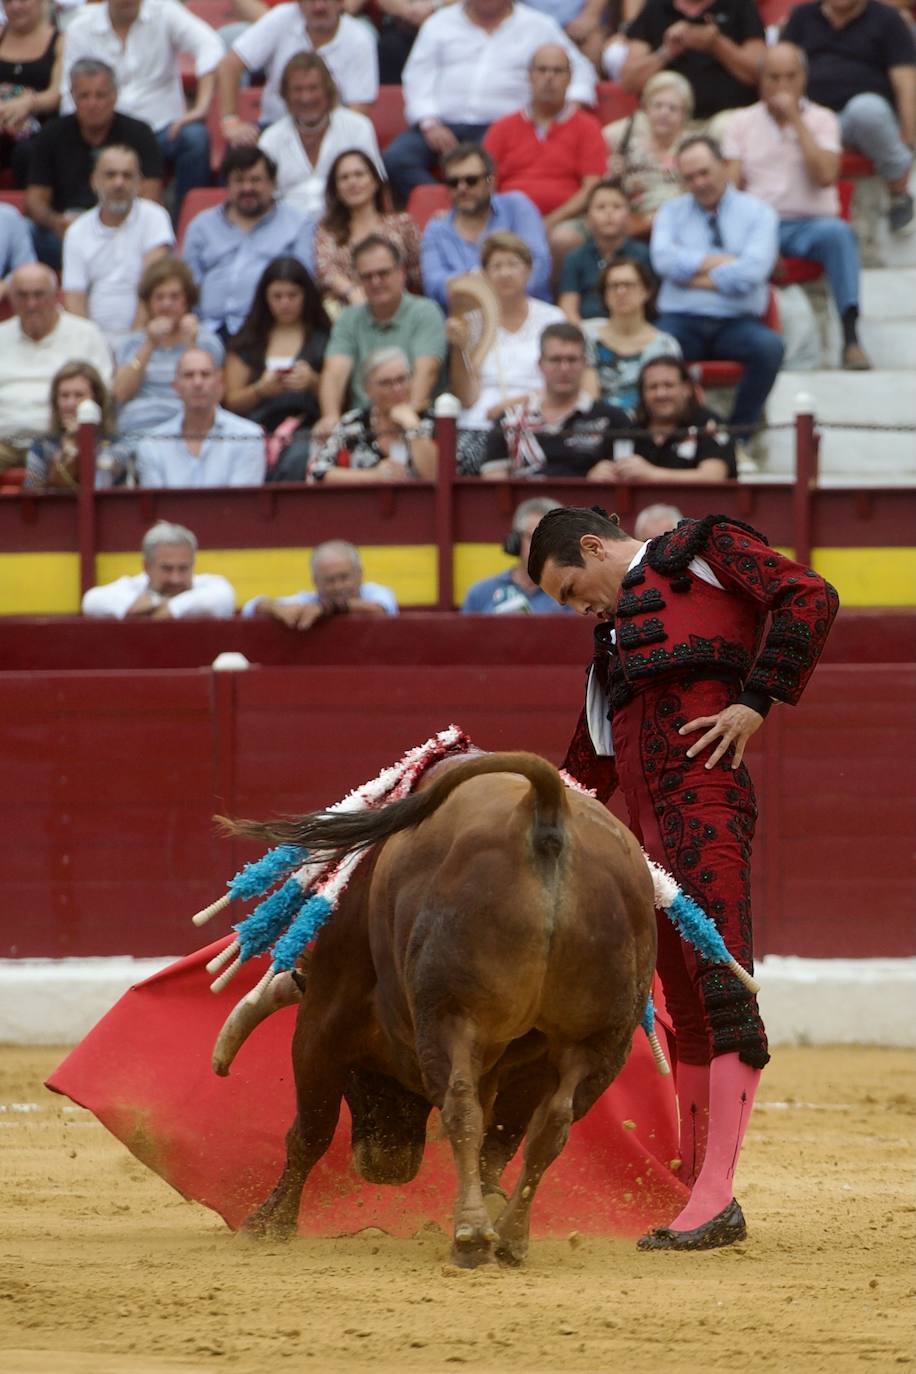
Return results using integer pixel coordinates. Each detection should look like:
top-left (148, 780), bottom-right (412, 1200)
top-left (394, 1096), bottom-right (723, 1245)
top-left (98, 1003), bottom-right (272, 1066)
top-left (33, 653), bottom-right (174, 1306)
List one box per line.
top-left (224, 752), bottom-right (568, 866)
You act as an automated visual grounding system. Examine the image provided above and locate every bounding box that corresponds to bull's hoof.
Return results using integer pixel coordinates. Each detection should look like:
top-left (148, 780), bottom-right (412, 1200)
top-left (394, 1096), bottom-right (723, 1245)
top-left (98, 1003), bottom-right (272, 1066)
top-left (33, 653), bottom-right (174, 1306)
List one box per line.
top-left (239, 1206), bottom-right (297, 1242)
top-left (494, 1236), bottom-right (528, 1267)
top-left (451, 1221), bottom-right (497, 1268)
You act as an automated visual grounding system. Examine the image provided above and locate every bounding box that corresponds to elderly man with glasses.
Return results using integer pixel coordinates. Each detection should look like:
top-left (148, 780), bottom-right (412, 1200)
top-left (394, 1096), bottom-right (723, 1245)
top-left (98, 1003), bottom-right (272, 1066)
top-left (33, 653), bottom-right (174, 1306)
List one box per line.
top-left (420, 142), bottom-right (551, 309)
top-left (316, 233), bottom-right (447, 440)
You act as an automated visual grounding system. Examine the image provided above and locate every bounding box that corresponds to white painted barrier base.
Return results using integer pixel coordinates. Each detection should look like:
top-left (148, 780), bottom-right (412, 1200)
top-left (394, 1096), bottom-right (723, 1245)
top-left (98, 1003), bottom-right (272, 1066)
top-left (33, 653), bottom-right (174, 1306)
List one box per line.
top-left (1, 956), bottom-right (914, 1048)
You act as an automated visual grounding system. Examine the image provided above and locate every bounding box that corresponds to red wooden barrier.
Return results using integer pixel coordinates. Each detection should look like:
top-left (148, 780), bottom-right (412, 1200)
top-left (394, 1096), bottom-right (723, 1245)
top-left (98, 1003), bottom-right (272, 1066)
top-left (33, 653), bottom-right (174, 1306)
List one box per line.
top-left (1, 616), bottom-right (913, 962)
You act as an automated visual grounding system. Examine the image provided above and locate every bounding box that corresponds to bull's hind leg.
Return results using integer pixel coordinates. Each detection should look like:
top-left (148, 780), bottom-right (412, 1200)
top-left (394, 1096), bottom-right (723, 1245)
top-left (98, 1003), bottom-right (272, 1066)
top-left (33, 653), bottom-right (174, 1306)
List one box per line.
top-left (480, 1058), bottom-right (556, 1202)
top-left (494, 1039), bottom-right (620, 1266)
top-left (241, 1010), bottom-right (349, 1241)
top-left (422, 1016), bottom-right (497, 1268)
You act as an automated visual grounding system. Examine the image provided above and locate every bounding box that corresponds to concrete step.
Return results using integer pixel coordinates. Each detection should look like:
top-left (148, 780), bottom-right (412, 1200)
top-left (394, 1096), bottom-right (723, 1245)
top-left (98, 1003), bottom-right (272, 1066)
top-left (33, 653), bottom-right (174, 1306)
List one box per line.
top-left (860, 268), bottom-right (916, 319)
top-left (760, 371), bottom-right (916, 479)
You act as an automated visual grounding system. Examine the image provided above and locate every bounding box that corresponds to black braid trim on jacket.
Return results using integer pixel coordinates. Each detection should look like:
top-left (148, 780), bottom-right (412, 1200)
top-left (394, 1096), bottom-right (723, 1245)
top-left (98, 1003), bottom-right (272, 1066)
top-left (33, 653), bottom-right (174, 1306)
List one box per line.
top-left (641, 515), bottom-right (770, 580)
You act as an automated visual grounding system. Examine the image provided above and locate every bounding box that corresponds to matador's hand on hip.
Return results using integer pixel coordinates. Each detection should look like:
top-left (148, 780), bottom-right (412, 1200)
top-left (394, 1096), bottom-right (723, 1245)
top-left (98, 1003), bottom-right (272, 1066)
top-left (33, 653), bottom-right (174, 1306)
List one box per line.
top-left (679, 703), bottom-right (764, 770)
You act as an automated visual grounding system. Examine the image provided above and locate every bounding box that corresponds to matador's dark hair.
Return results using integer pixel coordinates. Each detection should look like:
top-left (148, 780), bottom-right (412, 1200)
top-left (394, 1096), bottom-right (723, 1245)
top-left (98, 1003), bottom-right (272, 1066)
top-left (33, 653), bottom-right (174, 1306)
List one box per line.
top-left (527, 505), bottom-right (626, 585)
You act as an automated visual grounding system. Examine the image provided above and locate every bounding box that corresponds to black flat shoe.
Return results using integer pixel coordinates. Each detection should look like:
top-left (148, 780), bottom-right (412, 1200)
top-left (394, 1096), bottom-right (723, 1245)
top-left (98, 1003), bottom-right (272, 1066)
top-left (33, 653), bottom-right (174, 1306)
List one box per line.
top-left (636, 1199), bottom-right (747, 1252)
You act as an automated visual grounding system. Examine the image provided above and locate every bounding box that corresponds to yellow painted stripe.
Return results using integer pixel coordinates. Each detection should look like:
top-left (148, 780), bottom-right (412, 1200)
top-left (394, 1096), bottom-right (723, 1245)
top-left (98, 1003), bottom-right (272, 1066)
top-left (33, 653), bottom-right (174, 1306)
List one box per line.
top-left (2, 544), bottom-right (915, 615)
top-left (0, 552), bottom-right (80, 615)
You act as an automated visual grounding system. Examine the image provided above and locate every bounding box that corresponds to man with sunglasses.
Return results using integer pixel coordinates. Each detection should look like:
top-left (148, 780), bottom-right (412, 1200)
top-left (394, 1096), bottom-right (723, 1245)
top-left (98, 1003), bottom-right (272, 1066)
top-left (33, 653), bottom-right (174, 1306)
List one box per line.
top-left (421, 143), bottom-right (551, 309)
top-left (316, 233), bottom-right (446, 439)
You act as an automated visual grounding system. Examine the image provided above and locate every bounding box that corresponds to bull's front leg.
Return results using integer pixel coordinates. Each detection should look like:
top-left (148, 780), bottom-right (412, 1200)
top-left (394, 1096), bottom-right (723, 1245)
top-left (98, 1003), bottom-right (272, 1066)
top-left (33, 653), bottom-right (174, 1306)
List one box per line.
top-left (241, 1011), bottom-right (347, 1240)
top-left (421, 1015), bottom-right (496, 1268)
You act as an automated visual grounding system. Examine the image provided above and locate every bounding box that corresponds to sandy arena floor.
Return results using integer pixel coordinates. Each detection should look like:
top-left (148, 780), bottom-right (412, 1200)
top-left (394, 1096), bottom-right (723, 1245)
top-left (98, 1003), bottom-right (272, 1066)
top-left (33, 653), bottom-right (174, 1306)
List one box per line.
top-left (1, 1044), bottom-right (914, 1374)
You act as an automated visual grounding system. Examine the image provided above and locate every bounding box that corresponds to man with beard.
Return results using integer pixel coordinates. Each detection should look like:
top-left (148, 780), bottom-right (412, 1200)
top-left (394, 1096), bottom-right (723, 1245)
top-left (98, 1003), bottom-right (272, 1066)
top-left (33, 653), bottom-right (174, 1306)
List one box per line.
top-left (61, 145), bottom-right (174, 348)
top-left (181, 146), bottom-right (317, 338)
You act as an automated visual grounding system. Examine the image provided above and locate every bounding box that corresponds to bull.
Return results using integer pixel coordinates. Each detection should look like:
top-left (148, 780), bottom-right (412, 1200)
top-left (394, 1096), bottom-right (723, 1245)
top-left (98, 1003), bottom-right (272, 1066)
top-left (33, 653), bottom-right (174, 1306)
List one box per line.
top-left (226, 751), bottom-right (657, 1267)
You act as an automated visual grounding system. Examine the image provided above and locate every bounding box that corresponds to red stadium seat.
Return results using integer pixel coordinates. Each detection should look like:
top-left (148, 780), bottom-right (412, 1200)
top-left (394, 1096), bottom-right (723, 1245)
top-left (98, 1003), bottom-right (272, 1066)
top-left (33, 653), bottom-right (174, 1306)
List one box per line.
top-left (690, 290), bottom-right (781, 389)
top-left (0, 189), bottom-right (26, 212)
top-left (0, 467), bottom-right (27, 493)
top-left (773, 256), bottom-right (823, 287)
top-left (372, 85), bottom-right (408, 152)
top-left (406, 183), bottom-right (450, 232)
top-left (186, 0), bottom-right (237, 25)
top-left (208, 87), bottom-right (263, 176)
top-left (757, 0), bottom-right (795, 26)
top-left (595, 81), bottom-right (638, 128)
top-left (176, 186), bottom-right (227, 249)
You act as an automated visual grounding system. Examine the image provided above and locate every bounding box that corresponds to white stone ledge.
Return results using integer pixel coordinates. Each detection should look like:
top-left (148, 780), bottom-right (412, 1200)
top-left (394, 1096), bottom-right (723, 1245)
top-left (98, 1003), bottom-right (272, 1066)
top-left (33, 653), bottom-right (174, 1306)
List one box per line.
top-left (0, 956), bottom-right (913, 1048)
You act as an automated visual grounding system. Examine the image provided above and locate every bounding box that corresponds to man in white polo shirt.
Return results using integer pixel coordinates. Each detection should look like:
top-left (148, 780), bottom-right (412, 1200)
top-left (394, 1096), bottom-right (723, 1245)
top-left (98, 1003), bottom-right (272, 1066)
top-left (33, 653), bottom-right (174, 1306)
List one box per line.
top-left (217, 0), bottom-right (379, 147)
top-left (0, 263), bottom-right (112, 471)
top-left (60, 0), bottom-right (224, 215)
top-left (62, 145), bottom-right (174, 348)
top-left (82, 519), bottom-right (237, 619)
top-left (136, 347), bottom-right (266, 487)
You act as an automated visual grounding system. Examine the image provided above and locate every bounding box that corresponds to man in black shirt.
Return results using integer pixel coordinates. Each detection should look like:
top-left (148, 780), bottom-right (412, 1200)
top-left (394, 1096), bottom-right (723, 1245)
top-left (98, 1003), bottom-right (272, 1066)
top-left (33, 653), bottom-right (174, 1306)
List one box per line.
top-left (782, 0), bottom-right (916, 233)
top-left (621, 0), bottom-right (766, 125)
top-left (482, 322), bottom-right (632, 478)
top-left (25, 58), bottom-right (163, 271)
top-left (614, 354), bottom-right (737, 484)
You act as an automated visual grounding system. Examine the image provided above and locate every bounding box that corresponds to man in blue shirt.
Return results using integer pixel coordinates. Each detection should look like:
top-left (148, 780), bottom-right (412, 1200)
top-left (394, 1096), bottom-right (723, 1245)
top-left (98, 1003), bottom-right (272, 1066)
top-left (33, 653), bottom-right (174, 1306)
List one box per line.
top-left (462, 496), bottom-right (572, 614)
top-left (421, 144), bottom-right (552, 308)
top-left (181, 146), bottom-right (316, 338)
top-left (242, 539), bottom-right (398, 629)
top-left (650, 135), bottom-right (784, 429)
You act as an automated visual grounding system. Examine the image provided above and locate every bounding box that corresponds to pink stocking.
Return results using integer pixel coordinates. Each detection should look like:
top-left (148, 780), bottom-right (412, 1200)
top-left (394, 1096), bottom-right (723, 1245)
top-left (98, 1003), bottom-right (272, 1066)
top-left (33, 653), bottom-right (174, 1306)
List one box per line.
top-left (675, 1061), bottom-right (710, 1189)
top-left (667, 1052), bottom-right (760, 1232)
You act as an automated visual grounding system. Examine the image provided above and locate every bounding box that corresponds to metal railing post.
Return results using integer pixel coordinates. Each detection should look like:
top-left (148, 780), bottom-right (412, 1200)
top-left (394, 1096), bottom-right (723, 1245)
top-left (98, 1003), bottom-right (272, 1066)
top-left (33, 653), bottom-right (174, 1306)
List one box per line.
top-left (433, 393), bottom-right (459, 612)
top-left (793, 392), bottom-right (819, 567)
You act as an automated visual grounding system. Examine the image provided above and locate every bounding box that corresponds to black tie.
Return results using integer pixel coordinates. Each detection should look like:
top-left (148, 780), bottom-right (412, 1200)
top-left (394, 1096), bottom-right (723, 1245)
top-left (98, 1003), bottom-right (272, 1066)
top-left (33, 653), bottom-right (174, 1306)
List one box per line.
top-left (708, 211), bottom-right (724, 249)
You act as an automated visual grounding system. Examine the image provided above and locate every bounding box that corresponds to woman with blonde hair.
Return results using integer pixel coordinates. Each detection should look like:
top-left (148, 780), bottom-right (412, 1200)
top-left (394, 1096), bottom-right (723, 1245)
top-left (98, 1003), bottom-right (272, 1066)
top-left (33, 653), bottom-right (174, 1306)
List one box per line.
top-left (113, 257), bottom-right (223, 436)
top-left (604, 71), bottom-right (693, 238)
top-left (446, 230), bottom-right (564, 473)
top-left (26, 361), bottom-right (134, 489)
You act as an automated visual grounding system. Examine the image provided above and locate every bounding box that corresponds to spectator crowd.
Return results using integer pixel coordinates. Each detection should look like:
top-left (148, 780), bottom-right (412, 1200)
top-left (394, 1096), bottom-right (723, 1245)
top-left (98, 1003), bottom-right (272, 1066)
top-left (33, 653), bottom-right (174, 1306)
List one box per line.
top-left (0, 0), bottom-right (913, 517)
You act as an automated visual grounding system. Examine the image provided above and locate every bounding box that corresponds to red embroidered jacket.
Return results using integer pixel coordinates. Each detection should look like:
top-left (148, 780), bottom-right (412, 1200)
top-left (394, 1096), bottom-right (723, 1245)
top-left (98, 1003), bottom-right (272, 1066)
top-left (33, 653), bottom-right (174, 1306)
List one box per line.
top-left (562, 516), bottom-right (839, 800)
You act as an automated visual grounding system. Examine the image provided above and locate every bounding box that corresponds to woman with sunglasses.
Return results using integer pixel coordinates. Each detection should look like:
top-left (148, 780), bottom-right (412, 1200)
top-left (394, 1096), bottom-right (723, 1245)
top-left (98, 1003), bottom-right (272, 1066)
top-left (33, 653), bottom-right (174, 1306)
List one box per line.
top-left (582, 256), bottom-right (680, 413)
top-left (313, 149), bottom-right (421, 309)
top-left (307, 346), bottom-right (437, 483)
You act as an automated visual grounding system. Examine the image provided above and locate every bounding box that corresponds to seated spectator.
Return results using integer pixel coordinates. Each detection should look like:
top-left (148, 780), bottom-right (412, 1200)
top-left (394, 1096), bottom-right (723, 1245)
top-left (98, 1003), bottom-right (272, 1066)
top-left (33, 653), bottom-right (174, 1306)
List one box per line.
top-left (558, 179), bottom-right (653, 323)
top-left (621, 0), bottom-right (766, 131)
top-left (0, 200), bottom-right (35, 300)
top-left (25, 361), bottom-right (134, 489)
top-left (242, 537), bottom-right (397, 628)
top-left (82, 519), bottom-right (236, 619)
top-left (60, 0), bottom-right (222, 217)
top-left (723, 43), bottom-right (871, 371)
top-left (478, 321), bottom-right (631, 478)
top-left (25, 60), bottom-right (163, 275)
top-left (0, 0), bottom-right (62, 186)
top-left (136, 347), bottom-right (266, 487)
top-left (313, 149), bottom-right (422, 307)
top-left (308, 346), bottom-right (437, 482)
top-left (383, 0), bottom-right (596, 202)
top-left (421, 143), bottom-right (551, 310)
top-left (483, 45), bottom-right (607, 262)
top-left (258, 53), bottom-right (384, 219)
top-left (218, 0), bottom-right (379, 146)
top-left (524, 0), bottom-right (608, 66)
top-left (113, 258), bottom-right (224, 436)
top-left (182, 146), bottom-right (317, 339)
top-left (651, 136), bottom-right (783, 430)
top-left (317, 234), bottom-right (446, 435)
top-left (581, 258), bottom-right (681, 413)
top-left (604, 71), bottom-right (693, 238)
top-left (633, 500), bottom-right (685, 538)
top-left (782, 0), bottom-right (916, 234)
top-left (0, 263), bottom-right (112, 471)
top-left (224, 256), bottom-right (329, 433)
top-left (447, 231), bottom-right (565, 470)
top-left (462, 496), bottom-right (572, 614)
top-left (612, 355), bottom-right (737, 483)
top-left (62, 145), bottom-right (174, 348)
top-left (375, 0), bottom-right (438, 87)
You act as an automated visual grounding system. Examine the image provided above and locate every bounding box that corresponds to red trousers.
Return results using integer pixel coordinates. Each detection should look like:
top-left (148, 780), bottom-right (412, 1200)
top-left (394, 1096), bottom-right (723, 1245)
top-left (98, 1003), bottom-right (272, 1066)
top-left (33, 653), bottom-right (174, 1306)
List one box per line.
top-left (614, 677), bottom-right (769, 1070)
